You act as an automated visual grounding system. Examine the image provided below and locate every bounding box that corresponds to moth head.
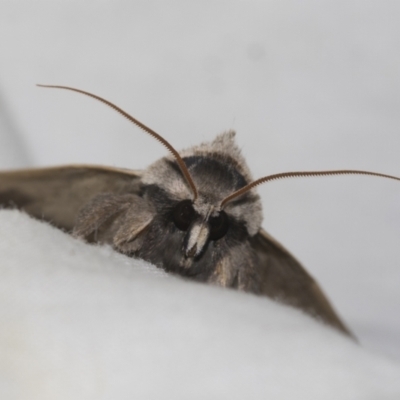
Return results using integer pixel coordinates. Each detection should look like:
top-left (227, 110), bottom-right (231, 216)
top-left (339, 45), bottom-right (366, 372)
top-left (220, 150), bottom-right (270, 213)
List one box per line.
top-left (141, 131), bottom-right (263, 259)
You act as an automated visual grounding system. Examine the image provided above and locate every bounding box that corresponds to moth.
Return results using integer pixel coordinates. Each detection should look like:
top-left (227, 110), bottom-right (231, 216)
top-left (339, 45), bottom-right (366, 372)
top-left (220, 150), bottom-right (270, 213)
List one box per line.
top-left (1, 85), bottom-right (399, 337)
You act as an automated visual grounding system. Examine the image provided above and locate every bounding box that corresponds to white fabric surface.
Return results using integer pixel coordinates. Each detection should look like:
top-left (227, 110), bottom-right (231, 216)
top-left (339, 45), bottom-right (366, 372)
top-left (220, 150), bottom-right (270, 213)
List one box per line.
top-left (1, 210), bottom-right (400, 399)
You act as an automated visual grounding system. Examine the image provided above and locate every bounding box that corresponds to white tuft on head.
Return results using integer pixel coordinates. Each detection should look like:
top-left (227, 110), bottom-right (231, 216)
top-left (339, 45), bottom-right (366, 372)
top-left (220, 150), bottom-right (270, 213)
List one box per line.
top-left (180, 131), bottom-right (254, 183)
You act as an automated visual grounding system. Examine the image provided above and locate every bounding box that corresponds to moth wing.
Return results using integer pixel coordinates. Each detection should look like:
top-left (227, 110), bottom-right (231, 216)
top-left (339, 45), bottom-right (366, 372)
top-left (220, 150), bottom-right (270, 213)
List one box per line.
top-left (0, 165), bottom-right (142, 232)
top-left (251, 228), bottom-right (353, 336)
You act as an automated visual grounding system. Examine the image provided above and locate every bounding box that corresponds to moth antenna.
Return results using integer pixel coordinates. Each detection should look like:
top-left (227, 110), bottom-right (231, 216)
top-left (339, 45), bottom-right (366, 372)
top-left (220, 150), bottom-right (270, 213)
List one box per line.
top-left (220, 169), bottom-right (400, 208)
top-left (37, 84), bottom-right (198, 200)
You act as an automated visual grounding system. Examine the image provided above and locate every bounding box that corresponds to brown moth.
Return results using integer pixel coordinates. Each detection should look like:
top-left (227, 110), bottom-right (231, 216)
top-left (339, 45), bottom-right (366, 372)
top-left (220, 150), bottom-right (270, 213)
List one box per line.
top-left (1, 85), bottom-right (400, 337)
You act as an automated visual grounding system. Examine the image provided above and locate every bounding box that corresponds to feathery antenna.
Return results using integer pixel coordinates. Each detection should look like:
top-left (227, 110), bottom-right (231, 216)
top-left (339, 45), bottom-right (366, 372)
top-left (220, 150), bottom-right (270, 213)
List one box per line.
top-left (37, 84), bottom-right (198, 200)
top-left (220, 169), bottom-right (400, 208)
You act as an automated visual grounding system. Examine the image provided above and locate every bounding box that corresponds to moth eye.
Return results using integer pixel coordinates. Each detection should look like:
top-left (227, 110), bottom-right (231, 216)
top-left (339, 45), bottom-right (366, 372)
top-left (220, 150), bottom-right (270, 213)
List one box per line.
top-left (172, 200), bottom-right (196, 231)
top-left (209, 211), bottom-right (229, 241)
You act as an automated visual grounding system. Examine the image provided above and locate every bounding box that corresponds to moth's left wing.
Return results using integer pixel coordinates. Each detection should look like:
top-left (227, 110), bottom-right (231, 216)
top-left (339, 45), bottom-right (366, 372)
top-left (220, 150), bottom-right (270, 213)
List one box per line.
top-left (250, 229), bottom-right (353, 336)
top-left (0, 165), bottom-right (142, 231)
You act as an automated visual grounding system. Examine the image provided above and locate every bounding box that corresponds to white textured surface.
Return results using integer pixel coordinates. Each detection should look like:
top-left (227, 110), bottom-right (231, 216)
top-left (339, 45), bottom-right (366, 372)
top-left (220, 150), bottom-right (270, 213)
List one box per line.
top-left (1, 209), bottom-right (400, 400)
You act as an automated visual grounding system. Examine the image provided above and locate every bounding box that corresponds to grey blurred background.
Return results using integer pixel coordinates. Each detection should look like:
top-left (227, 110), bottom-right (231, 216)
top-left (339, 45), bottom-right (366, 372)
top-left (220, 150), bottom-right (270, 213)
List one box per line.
top-left (0, 1), bottom-right (399, 360)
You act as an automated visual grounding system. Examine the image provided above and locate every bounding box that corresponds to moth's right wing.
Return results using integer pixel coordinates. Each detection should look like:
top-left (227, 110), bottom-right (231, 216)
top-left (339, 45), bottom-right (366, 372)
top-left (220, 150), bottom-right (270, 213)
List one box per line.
top-left (250, 228), bottom-right (353, 336)
top-left (0, 165), bottom-right (142, 232)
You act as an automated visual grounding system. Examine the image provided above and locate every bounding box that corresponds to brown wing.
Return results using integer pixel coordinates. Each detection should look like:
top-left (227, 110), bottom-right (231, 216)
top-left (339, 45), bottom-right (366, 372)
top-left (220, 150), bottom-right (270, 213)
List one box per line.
top-left (250, 229), bottom-right (354, 337)
top-left (0, 165), bottom-right (142, 232)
